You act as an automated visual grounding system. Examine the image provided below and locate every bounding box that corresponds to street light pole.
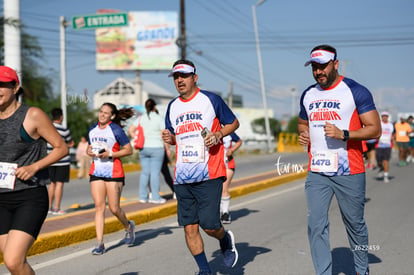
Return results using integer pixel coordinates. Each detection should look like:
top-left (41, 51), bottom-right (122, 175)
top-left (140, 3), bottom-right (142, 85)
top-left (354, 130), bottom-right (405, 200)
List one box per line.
top-left (291, 87), bottom-right (296, 118)
top-left (252, 0), bottom-right (272, 152)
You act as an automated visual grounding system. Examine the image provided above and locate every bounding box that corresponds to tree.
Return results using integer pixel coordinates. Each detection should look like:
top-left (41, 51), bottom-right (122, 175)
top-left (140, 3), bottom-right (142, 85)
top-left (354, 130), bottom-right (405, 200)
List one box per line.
top-left (67, 100), bottom-right (96, 143)
top-left (286, 116), bottom-right (299, 133)
top-left (251, 117), bottom-right (282, 138)
top-left (1, 17), bottom-right (55, 104)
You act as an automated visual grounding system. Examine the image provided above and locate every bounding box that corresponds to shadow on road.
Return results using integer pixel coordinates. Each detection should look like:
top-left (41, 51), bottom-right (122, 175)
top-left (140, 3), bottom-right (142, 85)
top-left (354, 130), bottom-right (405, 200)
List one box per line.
top-left (230, 208), bottom-right (260, 223)
top-left (332, 247), bottom-right (382, 275)
top-left (209, 242), bottom-right (271, 275)
top-left (106, 226), bottom-right (180, 252)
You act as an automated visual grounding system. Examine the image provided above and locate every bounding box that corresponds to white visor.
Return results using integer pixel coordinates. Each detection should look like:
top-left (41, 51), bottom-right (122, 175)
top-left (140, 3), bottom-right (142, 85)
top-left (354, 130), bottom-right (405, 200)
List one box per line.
top-left (304, 49), bottom-right (336, 66)
top-left (168, 64), bottom-right (195, 77)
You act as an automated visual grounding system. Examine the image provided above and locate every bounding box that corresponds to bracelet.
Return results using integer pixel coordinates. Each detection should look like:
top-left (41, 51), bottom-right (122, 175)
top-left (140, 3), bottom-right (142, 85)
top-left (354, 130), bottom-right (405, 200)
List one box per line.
top-left (109, 150), bottom-right (113, 159)
top-left (219, 129), bottom-right (224, 139)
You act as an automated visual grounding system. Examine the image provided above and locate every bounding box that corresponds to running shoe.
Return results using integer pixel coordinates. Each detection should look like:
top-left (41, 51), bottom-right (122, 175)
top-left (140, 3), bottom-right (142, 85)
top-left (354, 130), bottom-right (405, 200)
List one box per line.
top-left (52, 209), bottom-right (65, 215)
top-left (222, 230), bottom-right (238, 268)
top-left (124, 220), bottom-right (136, 246)
top-left (221, 212), bottom-right (232, 224)
top-left (384, 176), bottom-right (390, 183)
top-left (398, 161), bottom-right (407, 167)
top-left (149, 198), bottom-right (167, 204)
top-left (91, 243), bottom-right (105, 255)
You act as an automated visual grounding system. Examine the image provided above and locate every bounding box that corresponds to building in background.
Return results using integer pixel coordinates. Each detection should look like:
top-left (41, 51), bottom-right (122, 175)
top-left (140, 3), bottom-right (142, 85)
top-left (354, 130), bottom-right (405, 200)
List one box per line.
top-left (93, 77), bottom-right (174, 110)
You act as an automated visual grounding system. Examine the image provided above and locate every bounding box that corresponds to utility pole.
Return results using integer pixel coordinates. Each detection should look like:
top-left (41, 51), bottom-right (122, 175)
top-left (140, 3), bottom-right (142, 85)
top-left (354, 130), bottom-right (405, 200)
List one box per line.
top-left (179, 0), bottom-right (186, 59)
top-left (228, 80), bottom-right (233, 108)
top-left (4, 0), bottom-right (22, 101)
top-left (60, 16), bottom-right (68, 128)
top-left (252, 0), bottom-right (272, 152)
top-left (291, 87), bottom-right (296, 118)
top-left (134, 70), bottom-right (143, 105)
top-left (341, 60), bottom-right (349, 75)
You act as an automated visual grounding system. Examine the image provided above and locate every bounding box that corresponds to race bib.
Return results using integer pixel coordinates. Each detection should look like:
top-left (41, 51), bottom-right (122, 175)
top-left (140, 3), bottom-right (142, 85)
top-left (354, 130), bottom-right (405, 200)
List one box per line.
top-left (0, 162), bottom-right (18, 189)
top-left (380, 135), bottom-right (392, 144)
top-left (399, 130), bottom-right (407, 136)
top-left (180, 144), bottom-right (205, 163)
top-left (310, 151), bottom-right (338, 173)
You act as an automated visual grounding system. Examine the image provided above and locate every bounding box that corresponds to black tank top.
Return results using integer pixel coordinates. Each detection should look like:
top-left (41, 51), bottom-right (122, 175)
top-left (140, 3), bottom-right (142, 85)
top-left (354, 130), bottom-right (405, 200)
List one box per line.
top-left (0, 104), bottom-right (49, 192)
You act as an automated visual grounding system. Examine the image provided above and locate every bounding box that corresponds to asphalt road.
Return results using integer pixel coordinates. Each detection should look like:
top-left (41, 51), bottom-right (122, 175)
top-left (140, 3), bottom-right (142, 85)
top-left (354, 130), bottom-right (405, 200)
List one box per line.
top-left (1, 151), bottom-right (413, 274)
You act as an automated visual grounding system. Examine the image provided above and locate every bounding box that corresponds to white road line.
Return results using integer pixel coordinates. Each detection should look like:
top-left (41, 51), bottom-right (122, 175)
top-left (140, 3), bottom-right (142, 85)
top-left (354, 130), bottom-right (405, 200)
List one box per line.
top-left (29, 221), bottom-right (179, 272)
top-left (231, 183), bottom-right (303, 209)
top-left (20, 183), bottom-right (303, 273)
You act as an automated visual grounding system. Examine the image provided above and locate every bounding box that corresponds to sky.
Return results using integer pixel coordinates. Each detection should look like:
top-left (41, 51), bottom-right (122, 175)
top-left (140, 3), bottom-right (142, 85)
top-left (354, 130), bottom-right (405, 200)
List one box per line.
top-left (4, 0), bottom-right (414, 120)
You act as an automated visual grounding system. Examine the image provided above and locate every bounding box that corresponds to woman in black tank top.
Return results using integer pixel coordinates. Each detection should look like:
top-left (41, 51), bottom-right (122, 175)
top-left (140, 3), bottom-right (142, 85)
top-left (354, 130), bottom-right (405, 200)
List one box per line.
top-left (0, 66), bottom-right (68, 274)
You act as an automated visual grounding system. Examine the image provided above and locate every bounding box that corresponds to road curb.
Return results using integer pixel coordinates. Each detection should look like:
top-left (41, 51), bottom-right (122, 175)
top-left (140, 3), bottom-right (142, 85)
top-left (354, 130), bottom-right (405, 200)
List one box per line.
top-left (4, 171), bottom-right (307, 262)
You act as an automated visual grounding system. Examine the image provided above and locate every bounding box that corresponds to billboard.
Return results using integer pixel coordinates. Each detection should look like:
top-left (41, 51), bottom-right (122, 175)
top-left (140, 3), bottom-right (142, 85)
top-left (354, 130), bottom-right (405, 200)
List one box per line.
top-left (96, 11), bottom-right (179, 71)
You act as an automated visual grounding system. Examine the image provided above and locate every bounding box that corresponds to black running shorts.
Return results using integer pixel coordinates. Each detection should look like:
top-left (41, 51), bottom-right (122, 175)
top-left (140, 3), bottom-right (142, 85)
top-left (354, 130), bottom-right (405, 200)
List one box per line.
top-left (0, 186), bottom-right (49, 239)
top-left (48, 165), bottom-right (70, 183)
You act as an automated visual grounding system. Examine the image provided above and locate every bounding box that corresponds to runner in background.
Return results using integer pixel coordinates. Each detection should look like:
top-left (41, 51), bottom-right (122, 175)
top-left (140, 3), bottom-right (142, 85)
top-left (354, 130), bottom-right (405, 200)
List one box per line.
top-left (406, 115), bottom-right (414, 163)
top-left (376, 111), bottom-right (394, 183)
top-left (221, 132), bottom-right (242, 224)
top-left (87, 103), bottom-right (136, 255)
top-left (394, 116), bottom-right (412, 166)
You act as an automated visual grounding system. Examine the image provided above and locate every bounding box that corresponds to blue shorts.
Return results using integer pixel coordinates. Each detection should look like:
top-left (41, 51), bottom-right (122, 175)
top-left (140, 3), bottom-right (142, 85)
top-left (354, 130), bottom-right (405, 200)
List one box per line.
top-left (175, 177), bottom-right (224, 230)
top-left (0, 186), bottom-right (48, 239)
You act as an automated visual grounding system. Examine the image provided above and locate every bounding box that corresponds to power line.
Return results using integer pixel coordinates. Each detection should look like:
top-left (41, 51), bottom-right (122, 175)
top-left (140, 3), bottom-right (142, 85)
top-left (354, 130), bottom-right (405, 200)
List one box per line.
top-left (192, 0), bottom-right (252, 33)
top-left (14, 5), bottom-right (414, 108)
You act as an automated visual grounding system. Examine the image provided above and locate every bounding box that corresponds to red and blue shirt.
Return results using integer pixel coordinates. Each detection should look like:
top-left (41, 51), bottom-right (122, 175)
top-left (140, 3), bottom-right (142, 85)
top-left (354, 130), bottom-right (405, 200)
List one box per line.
top-left (88, 122), bottom-right (130, 178)
top-left (165, 89), bottom-right (237, 184)
top-left (299, 76), bottom-right (377, 176)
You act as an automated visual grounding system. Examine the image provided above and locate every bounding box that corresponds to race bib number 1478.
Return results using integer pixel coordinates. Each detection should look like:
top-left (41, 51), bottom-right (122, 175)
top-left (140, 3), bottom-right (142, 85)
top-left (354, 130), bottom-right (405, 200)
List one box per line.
top-left (310, 151), bottom-right (338, 173)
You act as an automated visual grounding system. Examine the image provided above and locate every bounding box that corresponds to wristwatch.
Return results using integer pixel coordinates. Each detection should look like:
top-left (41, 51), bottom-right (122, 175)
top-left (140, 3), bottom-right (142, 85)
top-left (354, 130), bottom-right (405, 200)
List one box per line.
top-left (342, 130), bottom-right (349, 141)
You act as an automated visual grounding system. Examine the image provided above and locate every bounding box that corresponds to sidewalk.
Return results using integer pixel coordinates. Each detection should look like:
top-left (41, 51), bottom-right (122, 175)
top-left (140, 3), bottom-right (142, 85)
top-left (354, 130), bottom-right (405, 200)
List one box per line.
top-left (20, 169), bottom-right (307, 262)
